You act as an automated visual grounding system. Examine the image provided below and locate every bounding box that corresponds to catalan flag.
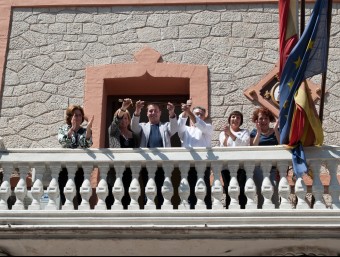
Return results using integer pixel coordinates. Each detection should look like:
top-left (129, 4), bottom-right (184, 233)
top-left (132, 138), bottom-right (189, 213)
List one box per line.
top-left (279, 0), bottom-right (299, 76)
top-left (279, 0), bottom-right (329, 177)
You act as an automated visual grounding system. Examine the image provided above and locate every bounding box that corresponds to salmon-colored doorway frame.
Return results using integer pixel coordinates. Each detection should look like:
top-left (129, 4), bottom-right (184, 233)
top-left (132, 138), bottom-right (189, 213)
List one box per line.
top-left (84, 47), bottom-right (208, 148)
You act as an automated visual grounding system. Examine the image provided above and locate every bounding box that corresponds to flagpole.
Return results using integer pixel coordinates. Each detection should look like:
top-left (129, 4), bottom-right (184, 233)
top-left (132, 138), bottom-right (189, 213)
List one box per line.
top-left (300, 0), bottom-right (305, 35)
top-left (319, 0), bottom-right (333, 123)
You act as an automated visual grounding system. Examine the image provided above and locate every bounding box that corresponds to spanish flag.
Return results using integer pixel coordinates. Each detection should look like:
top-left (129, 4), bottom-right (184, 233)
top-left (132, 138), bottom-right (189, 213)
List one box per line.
top-left (279, 0), bottom-right (299, 76)
top-left (279, 0), bottom-right (329, 177)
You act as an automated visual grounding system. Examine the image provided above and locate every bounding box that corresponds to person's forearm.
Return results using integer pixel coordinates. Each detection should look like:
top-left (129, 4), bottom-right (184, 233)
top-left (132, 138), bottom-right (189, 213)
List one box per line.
top-left (187, 111), bottom-right (196, 125)
top-left (86, 129), bottom-right (92, 140)
top-left (117, 108), bottom-right (126, 118)
top-left (274, 129), bottom-right (280, 144)
top-left (223, 136), bottom-right (228, 146)
top-left (252, 134), bottom-right (261, 146)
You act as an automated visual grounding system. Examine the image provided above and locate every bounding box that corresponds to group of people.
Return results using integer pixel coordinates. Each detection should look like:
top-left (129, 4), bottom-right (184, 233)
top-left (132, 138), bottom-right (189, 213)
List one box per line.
top-left (58, 98), bottom-right (280, 150)
top-left (57, 99), bottom-right (281, 209)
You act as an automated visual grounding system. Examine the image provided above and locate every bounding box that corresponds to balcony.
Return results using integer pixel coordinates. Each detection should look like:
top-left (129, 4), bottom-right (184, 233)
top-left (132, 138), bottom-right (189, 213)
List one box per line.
top-left (1, 146), bottom-right (340, 256)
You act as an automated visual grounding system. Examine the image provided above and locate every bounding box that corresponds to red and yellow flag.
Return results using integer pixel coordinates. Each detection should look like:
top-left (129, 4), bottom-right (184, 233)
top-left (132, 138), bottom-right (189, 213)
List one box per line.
top-left (279, 0), bottom-right (299, 76)
top-left (289, 81), bottom-right (324, 147)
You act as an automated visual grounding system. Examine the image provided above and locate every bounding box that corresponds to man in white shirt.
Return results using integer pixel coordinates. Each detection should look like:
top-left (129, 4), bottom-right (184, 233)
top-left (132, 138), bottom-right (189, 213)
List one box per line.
top-left (178, 100), bottom-right (214, 209)
top-left (178, 102), bottom-right (213, 148)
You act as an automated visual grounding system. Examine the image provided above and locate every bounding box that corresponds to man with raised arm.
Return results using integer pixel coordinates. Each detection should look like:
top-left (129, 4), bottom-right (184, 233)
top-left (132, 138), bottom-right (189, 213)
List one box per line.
top-left (178, 100), bottom-right (213, 148)
top-left (130, 100), bottom-right (179, 209)
top-left (177, 100), bottom-right (214, 209)
top-left (131, 100), bottom-right (178, 148)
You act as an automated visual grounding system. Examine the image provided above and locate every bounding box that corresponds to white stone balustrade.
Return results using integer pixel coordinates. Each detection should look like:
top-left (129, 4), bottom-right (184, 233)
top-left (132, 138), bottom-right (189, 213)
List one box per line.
top-left (112, 162), bottom-right (125, 210)
top-left (0, 146), bottom-right (339, 212)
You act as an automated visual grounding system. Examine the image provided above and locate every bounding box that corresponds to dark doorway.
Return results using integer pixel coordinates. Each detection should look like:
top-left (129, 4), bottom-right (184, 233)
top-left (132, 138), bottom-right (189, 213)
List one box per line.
top-left (106, 95), bottom-right (189, 148)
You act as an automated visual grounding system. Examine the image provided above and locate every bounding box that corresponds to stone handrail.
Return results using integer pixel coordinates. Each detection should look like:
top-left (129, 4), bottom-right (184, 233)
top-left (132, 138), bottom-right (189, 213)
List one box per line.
top-left (0, 145), bottom-right (339, 211)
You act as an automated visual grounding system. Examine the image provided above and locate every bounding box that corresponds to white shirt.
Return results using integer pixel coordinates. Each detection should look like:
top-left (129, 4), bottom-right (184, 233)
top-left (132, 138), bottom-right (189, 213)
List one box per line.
top-left (178, 114), bottom-right (213, 148)
top-left (219, 129), bottom-right (250, 147)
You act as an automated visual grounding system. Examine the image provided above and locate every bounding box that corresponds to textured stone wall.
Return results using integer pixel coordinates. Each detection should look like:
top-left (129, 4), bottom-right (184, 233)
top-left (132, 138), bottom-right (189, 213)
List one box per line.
top-left (1, 3), bottom-right (339, 148)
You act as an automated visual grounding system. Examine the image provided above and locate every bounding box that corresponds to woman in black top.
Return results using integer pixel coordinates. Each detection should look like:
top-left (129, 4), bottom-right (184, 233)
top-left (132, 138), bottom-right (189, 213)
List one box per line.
top-left (250, 107), bottom-right (281, 209)
top-left (108, 98), bottom-right (139, 148)
top-left (108, 98), bottom-right (140, 209)
top-left (250, 107), bottom-right (280, 146)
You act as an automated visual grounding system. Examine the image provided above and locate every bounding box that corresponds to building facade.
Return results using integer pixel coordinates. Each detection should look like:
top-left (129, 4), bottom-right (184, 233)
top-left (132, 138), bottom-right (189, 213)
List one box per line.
top-left (0, 0), bottom-right (339, 148)
top-left (1, 0), bottom-right (340, 256)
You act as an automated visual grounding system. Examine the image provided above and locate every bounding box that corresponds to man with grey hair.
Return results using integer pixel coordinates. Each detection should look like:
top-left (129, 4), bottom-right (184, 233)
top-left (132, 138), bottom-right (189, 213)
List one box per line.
top-left (178, 100), bottom-right (214, 209)
top-left (178, 100), bottom-right (213, 148)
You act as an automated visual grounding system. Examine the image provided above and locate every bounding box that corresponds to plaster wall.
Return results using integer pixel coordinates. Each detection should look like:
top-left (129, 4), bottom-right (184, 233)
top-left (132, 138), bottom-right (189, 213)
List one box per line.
top-left (1, 3), bottom-right (340, 148)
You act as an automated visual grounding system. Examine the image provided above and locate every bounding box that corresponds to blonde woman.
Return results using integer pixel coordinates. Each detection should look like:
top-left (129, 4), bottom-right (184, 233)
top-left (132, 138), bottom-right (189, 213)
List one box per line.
top-left (108, 98), bottom-right (139, 148)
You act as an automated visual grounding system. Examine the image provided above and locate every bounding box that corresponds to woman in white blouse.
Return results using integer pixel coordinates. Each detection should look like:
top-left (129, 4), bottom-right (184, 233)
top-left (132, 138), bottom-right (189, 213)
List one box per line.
top-left (219, 111), bottom-right (250, 147)
top-left (218, 111), bottom-right (249, 208)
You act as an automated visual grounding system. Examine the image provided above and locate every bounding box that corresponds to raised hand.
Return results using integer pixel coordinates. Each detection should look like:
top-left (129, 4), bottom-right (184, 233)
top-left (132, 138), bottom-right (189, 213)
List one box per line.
top-left (71, 115), bottom-right (77, 131)
top-left (121, 98), bottom-right (133, 111)
top-left (256, 120), bottom-right (262, 133)
top-left (135, 100), bottom-right (145, 116)
top-left (186, 98), bottom-right (193, 107)
top-left (86, 115), bottom-right (94, 140)
top-left (224, 125), bottom-right (232, 137)
top-left (87, 115), bottom-right (94, 131)
top-left (167, 102), bottom-right (176, 118)
top-left (181, 103), bottom-right (191, 114)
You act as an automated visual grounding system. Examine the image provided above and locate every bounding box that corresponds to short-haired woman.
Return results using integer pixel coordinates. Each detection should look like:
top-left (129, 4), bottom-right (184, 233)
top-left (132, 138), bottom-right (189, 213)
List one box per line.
top-left (219, 111), bottom-right (250, 147)
top-left (58, 105), bottom-right (94, 149)
top-left (219, 111), bottom-right (249, 208)
top-left (58, 105), bottom-right (94, 208)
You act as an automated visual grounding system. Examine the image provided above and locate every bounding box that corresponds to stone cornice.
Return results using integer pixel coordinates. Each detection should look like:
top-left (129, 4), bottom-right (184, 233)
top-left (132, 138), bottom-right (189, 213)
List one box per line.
top-left (2, 210), bottom-right (340, 239)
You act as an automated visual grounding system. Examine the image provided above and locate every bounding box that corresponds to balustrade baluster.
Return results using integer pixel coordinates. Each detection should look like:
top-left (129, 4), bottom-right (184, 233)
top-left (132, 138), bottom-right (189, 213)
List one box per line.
top-left (228, 161), bottom-right (240, 210)
top-left (161, 162), bottom-right (174, 210)
top-left (243, 162), bottom-right (256, 209)
top-left (129, 162), bottom-right (141, 210)
top-left (46, 163), bottom-right (61, 210)
top-left (261, 161), bottom-right (275, 209)
top-left (112, 162), bottom-right (125, 210)
top-left (310, 160), bottom-right (326, 209)
top-left (0, 164), bottom-right (13, 210)
top-left (328, 160), bottom-right (340, 209)
top-left (145, 162), bottom-right (157, 210)
top-left (95, 164), bottom-right (110, 210)
top-left (195, 162), bottom-right (207, 210)
top-left (211, 161), bottom-right (224, 210)
top-left (178, 162), bottom-right (190, 210)
top-left (277, 161), bottom-right (291, 209)
top-left (28, 164), bottom-right (46, 210)
top-left (295, 177), bottom-right (309, 209)
top-left (79, 164), bottom-right (94, 210)
top-left (62, 164), bottom-right (77, 210)
top-left (12, 165), bottom-right (29, 210)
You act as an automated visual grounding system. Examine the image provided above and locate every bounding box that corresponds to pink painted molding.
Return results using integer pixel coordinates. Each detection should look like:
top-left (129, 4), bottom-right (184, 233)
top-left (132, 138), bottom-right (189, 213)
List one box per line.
top-left (84, 47), bottom-right (208, 148)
